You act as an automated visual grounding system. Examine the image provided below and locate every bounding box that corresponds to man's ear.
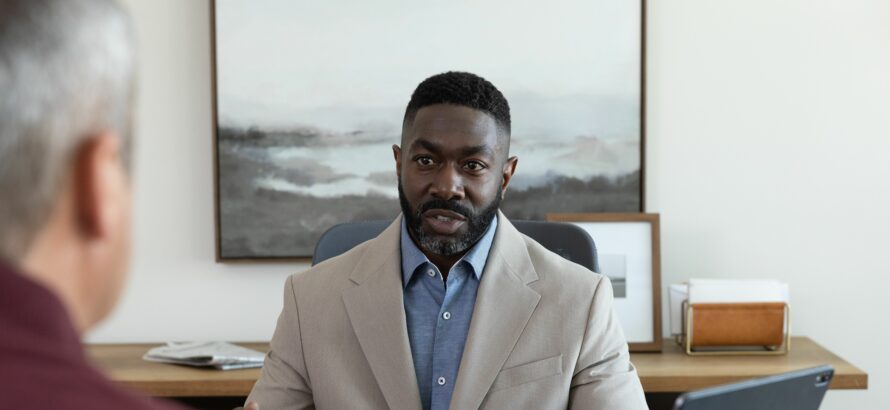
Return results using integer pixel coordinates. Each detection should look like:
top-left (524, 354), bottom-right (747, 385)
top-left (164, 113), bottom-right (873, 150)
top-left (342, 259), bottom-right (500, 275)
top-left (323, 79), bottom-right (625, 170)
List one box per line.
top-left (392, 144), bottom-right (402, 179)
top-left (500, 156), bottom-right (519, 198)
top-left (73, 131), bottom-right (124, 239)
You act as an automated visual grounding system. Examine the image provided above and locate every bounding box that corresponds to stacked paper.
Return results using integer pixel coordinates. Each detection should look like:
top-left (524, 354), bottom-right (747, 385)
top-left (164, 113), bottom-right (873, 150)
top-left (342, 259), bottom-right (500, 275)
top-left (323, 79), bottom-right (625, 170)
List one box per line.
top-left (143, 341), bottom-right (265, 370)
top-left (687, 279), bottom-right (789, 304)
top-left (669, 284), bottom-right (689, 336)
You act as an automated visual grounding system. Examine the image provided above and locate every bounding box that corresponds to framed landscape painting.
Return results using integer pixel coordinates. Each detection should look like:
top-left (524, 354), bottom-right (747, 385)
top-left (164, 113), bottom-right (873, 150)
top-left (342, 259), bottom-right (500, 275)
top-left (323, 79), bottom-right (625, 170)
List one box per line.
top-left (213, 0), bottom-right (646, 260)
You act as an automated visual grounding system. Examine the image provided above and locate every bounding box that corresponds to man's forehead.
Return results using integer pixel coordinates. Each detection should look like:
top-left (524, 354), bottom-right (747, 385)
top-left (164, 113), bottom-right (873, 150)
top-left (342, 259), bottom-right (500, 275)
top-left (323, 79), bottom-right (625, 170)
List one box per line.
top-left (404, 104), bottom-right (502, 151)
top-left (413, 104), bottom-right (495, 128)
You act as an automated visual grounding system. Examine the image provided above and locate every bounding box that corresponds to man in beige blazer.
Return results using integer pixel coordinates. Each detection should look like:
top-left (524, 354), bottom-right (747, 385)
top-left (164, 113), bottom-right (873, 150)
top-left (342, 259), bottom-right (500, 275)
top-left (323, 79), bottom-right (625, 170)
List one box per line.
top-left (247, 72), bottom-right (647, 409)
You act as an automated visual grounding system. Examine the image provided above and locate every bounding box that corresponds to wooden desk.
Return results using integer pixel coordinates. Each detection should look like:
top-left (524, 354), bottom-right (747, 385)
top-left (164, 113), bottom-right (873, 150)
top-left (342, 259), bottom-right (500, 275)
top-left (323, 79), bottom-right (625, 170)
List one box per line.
top-left (634, 337), bottom-right (867, 392)
top-left (87, 343), bottom-right (268, 398)
top-left (87, 337), bottom-right (866, 398)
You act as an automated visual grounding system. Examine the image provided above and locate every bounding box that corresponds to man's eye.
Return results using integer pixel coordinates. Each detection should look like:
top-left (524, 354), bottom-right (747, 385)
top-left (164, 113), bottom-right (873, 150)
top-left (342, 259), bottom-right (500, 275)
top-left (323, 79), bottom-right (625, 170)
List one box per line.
top-left (416, 157), bottom-right (434, 166)
top-left (464, 161), bottom-right (486, 171)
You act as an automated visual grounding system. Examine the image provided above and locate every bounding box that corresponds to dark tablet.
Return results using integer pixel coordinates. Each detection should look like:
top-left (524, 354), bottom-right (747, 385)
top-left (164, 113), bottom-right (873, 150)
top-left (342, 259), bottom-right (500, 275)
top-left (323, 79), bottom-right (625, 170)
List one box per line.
top-left (673, 365), bottom-right (834, 410)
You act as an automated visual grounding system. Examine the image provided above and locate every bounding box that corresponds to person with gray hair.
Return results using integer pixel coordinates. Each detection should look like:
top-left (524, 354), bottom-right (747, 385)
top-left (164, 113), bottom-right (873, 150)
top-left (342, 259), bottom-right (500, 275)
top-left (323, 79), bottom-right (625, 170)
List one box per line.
top-left (0, 0), bottom-right (184, 408)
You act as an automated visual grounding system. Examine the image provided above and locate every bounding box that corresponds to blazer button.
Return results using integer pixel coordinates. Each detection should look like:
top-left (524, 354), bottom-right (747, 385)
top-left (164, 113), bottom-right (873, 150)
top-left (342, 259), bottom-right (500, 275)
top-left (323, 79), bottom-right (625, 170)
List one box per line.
top-left (437, 377), bottom-right (446, 386)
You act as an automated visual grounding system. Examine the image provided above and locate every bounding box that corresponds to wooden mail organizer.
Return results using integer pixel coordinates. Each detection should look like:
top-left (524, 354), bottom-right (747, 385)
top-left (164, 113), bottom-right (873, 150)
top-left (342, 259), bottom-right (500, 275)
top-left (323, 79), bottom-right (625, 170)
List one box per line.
top-left (681, 302), bottom-right (790, 355)
top-left (87, 337), bottom-right (866, 399)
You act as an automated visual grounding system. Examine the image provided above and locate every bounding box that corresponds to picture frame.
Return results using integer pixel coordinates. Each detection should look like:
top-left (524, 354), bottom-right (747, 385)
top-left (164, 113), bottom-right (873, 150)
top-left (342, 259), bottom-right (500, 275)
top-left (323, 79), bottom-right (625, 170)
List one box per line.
top-left (546, 213), bottom-right (662, 352)
top-left (211, 0), bottom-right (647, 261)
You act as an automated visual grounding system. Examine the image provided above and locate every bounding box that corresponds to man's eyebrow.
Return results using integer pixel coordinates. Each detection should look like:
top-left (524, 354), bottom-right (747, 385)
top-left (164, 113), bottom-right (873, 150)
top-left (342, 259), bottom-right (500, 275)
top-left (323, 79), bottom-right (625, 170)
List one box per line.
top-left (410, 139), bottom-right (496, 158)
top-left (411, 139), bottom-right (442, 154)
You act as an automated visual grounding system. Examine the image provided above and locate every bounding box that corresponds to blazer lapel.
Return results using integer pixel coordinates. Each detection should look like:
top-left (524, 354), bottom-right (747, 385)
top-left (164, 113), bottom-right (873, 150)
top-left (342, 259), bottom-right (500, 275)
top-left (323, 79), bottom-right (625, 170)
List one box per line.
top-left (342, 217), bottom-right (422, 410)
top-left (449, 212), bottom-right (541, 410)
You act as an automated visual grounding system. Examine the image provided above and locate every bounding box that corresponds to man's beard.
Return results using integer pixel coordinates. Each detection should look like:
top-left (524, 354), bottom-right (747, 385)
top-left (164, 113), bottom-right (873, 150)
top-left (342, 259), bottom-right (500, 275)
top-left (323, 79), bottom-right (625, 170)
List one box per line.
top-left (398, 182), bottom-right (501, 257)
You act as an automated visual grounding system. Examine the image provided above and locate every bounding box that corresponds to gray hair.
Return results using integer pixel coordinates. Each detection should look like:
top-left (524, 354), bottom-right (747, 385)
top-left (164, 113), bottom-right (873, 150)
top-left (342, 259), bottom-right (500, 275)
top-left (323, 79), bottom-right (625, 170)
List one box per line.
top-left (0, 0), bottom-right (136, 262)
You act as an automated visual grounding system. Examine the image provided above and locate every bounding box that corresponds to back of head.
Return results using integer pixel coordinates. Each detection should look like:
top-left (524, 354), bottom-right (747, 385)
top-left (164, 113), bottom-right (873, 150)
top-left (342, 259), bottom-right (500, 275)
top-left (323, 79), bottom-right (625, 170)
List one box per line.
top-left (0, 0), bottom-right (136, 263)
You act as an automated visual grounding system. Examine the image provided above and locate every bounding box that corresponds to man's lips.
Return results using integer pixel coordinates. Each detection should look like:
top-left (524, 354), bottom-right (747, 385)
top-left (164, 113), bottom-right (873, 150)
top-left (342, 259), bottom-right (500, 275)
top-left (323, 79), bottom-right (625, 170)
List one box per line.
top-left (422, 209), bottom-right (467, 235)
top-left (423, 209), bottom-right (467, 221)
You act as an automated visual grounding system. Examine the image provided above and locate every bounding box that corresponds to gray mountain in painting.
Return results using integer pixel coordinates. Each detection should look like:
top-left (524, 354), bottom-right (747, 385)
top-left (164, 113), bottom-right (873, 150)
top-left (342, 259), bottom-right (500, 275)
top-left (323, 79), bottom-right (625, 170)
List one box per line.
top-left (218, 125), bottom-right (639, 258)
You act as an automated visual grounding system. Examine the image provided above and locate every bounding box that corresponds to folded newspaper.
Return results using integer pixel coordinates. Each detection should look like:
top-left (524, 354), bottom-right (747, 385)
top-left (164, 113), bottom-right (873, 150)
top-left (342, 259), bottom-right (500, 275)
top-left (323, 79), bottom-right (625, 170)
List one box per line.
top-left (143, 342), bottom-right (265, 370)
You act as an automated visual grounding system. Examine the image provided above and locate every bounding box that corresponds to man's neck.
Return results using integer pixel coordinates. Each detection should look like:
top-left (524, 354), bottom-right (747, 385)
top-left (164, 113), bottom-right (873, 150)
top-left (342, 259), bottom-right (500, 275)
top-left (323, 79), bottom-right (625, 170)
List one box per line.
top-left (21, 226), bottom-right (92, 335)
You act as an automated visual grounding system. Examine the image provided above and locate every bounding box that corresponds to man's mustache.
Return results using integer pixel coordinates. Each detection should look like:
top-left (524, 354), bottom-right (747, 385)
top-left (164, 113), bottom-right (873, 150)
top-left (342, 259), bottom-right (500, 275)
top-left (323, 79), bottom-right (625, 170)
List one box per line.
top-left (417, 199), bottom-right (473, 219)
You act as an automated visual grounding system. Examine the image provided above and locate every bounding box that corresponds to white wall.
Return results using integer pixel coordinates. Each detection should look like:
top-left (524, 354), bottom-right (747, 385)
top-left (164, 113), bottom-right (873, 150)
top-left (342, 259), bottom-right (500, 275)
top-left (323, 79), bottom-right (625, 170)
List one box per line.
top-left (646, 1), bottom-right (890, 408)
top-left (91, 0), bottom-right (890, 408)
top-left (87, 0), bottom-right (297, 344)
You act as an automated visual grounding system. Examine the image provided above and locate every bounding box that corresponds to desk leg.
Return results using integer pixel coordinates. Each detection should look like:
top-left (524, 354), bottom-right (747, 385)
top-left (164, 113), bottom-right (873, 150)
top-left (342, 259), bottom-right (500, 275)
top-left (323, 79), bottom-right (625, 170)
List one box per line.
top-left (170, 396), bottom-right (247, 410)
top-left (646, 392), bottom-right (681, 410)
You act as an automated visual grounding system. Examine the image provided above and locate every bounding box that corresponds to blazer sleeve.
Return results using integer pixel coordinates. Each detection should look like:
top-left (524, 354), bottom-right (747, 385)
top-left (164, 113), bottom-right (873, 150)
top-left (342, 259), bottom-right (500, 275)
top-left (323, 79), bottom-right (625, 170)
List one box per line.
top-left (569, 276), bottom-right (648, 409)
top-left (246, 275), bottom-right (315, 409)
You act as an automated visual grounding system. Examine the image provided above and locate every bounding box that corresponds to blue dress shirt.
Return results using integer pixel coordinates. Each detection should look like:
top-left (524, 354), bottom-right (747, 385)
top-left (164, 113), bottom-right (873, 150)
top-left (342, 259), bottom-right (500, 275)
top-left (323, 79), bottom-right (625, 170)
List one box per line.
top-left (400, 215), bottom-right (497, 410)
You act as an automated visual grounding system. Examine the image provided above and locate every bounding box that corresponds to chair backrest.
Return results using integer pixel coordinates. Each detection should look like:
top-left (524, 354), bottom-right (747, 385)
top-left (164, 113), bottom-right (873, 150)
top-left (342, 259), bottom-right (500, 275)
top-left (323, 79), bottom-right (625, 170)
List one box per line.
top-left (311, 219), bottom-right (599, 273)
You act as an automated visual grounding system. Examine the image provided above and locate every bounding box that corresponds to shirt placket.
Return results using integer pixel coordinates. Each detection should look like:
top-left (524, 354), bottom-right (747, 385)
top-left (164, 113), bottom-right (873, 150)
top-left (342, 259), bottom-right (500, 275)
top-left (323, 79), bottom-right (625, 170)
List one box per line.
top-left (429, 262), bottom-right (469, 410)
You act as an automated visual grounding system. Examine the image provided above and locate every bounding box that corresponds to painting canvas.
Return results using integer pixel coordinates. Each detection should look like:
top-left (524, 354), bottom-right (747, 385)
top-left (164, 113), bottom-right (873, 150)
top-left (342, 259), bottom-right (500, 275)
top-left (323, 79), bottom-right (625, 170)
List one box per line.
top-left (214, 0), bottom-right (644, 259)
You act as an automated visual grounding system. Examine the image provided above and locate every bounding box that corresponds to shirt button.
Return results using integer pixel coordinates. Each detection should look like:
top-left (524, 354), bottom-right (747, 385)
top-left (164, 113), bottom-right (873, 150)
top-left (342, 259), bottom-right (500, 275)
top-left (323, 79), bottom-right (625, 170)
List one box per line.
top-left (443, 311), bottom-right (451, 320)
top-left (427, 269), bottom-right (436, 277)
top-left (437, 377), bottom-right (446, 386)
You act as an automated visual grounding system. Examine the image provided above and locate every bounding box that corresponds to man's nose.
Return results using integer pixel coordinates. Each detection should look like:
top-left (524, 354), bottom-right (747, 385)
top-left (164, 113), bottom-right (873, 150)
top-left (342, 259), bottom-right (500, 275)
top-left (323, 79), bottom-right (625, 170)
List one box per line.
top-left (429, 163), bottom-right (465, 200)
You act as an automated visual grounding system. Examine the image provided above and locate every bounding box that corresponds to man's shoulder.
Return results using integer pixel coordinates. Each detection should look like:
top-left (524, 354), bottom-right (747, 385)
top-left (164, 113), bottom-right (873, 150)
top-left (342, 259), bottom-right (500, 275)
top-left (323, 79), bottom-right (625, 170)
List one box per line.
top-left (0, 337), bottom-right (185, 410)
top-left (288, 237), bottom-right (377, 293)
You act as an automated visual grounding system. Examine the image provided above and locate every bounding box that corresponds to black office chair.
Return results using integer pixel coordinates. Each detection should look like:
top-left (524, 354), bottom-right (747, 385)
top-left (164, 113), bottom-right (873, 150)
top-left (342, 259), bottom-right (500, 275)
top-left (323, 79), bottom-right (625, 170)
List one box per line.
top-left (311, 219), bottom-right (599, 273)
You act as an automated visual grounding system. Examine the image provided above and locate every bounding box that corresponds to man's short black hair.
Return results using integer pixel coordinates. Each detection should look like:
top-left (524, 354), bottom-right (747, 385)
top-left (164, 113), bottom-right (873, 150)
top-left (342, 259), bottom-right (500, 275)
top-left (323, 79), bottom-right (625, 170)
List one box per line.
top-left (403, 71), bottom-right (511, 136)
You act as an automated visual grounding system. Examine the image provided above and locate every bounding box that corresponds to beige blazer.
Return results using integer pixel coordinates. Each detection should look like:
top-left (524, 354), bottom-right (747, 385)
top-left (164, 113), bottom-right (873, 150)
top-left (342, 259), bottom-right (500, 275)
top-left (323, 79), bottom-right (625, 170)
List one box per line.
top-left (247, 212), bottom-right (647, 409)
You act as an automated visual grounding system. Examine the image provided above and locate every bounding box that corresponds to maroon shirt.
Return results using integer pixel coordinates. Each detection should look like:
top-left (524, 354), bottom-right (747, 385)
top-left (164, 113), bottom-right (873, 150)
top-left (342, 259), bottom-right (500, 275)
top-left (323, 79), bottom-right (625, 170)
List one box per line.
top-left (0, 261), bottom-right (187, 410)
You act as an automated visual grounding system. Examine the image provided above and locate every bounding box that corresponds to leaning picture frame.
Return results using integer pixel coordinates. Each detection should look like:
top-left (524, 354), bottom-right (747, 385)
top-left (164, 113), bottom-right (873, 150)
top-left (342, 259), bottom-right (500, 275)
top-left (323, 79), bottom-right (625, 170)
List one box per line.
top-left (546, 213), bottom-right (662, 352)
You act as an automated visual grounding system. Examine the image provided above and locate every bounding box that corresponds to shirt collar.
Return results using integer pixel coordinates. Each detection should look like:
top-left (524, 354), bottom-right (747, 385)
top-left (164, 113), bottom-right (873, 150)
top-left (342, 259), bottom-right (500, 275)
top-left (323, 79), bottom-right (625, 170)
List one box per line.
top-left (400, 213), bottom-right (498, 288)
